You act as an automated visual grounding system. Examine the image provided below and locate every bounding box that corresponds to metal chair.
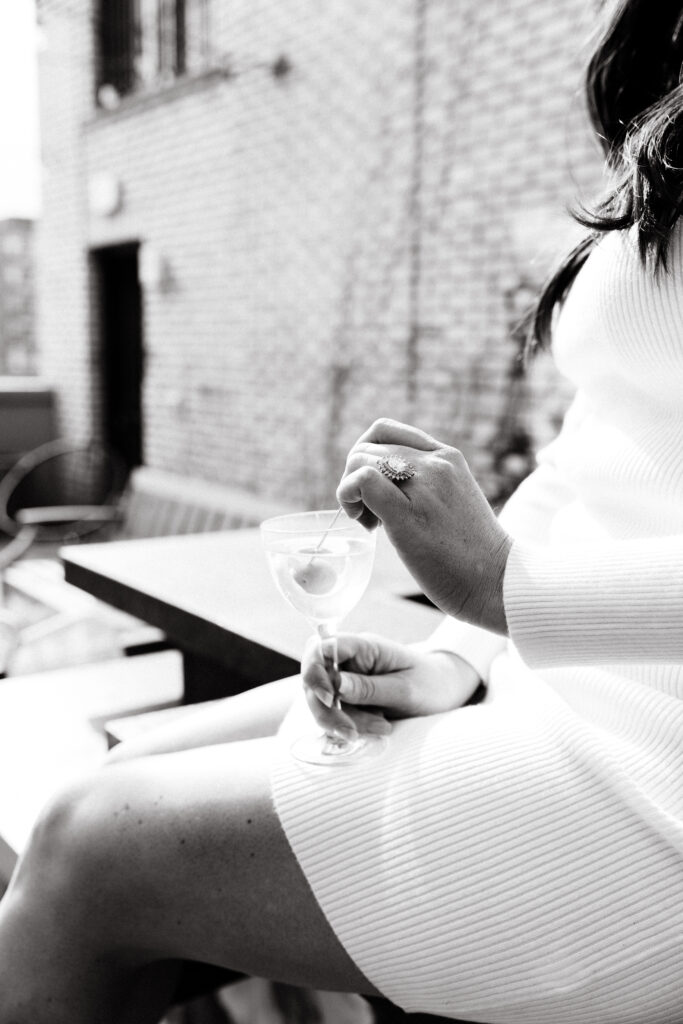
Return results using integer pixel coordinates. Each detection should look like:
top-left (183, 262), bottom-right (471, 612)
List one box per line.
top-left (0, 438), bottom-right (128, 546)
top-left (0, 440), bottom-right (129, 675)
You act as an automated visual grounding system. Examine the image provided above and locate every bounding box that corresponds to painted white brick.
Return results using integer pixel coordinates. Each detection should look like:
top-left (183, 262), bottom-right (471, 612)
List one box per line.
top-left (36, 0), bottom-right (600, 505)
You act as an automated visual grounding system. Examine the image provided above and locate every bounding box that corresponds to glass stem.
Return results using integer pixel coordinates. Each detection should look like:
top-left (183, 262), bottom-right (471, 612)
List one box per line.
top-left (318, 622), bottom-right (342, 710)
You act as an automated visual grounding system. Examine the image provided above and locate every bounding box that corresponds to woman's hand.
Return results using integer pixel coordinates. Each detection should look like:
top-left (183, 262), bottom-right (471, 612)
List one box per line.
top-left (337, 418), bottom-right (513, 633)
top-left (302, 632), bottom-right (482, 740)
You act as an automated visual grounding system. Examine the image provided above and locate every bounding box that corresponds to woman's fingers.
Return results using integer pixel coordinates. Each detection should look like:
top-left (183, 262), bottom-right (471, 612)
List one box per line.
top-left (336, 465), bottom-right (407, 528)
top-left (302, 635), bottom-right (402, 732)
top-left (302, 641), bottom-right (364, 732)
top-left (304, 680), bottom-right (392, 737)
top-left (302, 658), bottom-right (336, 707)
top-left (357, 418), bottom-right (440, 451)
top-left (340, 418), bottom-right (440, 528)
top-left (345, 442), bottom-right (422, 477)
top-left (304, 684), bottom-right (358, 738)
top-left (337, 669), bottom-right (411, 713)
top-left (306, 659), bottom-right (412, 715)
top-left (301, 632), bottom-right (374, 685)
top-left (302, 640), bottom-right (371, 710)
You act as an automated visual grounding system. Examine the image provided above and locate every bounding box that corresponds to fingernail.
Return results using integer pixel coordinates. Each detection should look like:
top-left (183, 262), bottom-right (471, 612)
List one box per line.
top-left (313, 686), bottom-right (334, 708)
top-left (368, 720), bottom-right (392, 736)
top-left (338, 678), bottom-right (351, 697)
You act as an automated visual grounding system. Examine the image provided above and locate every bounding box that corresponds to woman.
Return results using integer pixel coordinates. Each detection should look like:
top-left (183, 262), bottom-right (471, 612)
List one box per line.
top-left (1, 1), bottom-right (683, 1021)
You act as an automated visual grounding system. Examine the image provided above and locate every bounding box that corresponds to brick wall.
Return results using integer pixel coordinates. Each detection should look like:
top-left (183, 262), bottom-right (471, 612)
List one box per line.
top-left (36, 0), bottom-right (602, 507)
top-left (0, 218), bottom-right (36, 375)
top-left (35, 0), bottom-right (98, 441)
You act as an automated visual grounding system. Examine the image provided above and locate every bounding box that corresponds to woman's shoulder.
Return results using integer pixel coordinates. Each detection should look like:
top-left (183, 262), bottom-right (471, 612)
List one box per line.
top-left (551, 222), bottom-right (683, 396)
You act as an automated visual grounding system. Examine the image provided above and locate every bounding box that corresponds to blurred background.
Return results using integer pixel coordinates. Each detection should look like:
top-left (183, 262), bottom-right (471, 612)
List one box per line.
top-left (1, 0), bottom-right (603, 514)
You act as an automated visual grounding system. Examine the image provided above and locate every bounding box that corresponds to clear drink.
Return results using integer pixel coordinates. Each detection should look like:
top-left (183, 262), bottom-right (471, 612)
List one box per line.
top-left (266, 536), bottom-right (375, 625)
top-left (261, 509), bottom-right (383, 765)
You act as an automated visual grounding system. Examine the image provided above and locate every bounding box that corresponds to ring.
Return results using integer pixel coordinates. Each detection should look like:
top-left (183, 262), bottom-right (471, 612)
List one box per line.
top-left (378, 454), bottom-right (416, 482)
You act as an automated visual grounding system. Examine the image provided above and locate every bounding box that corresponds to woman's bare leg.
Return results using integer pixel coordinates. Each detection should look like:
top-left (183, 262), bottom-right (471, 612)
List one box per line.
top-left (107, 673), bottom-right (302, 763)
top-left (0, 736), bottom-right (381, 1024)
top-left (99, 673), bottom-right (302, 1010)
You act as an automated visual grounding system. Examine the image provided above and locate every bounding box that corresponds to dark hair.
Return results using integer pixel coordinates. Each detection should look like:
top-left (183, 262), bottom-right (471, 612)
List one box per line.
top-left (528, 0), bottom-right (683, 354)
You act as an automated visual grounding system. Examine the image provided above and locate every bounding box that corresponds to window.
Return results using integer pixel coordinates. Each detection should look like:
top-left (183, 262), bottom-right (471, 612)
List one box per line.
top-left (96, 0), bottom-right (211, 104)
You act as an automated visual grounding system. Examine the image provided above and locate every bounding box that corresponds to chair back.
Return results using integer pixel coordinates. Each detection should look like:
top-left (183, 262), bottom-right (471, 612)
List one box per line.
top-left (0, 439), bottom-right (129, 542)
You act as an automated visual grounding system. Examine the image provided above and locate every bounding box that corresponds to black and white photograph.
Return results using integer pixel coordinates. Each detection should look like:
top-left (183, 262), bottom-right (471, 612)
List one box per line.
top-left (0, 2), bottom-right (681, 1022)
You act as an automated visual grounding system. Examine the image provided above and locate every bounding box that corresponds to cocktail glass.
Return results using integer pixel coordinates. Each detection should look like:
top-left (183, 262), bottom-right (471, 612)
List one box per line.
top-left (260, 509), bottom-right (383, 765)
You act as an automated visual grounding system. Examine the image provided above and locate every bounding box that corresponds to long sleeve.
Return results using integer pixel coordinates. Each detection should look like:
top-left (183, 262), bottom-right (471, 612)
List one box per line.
top-left (504, 534), bottom-right (683, 667)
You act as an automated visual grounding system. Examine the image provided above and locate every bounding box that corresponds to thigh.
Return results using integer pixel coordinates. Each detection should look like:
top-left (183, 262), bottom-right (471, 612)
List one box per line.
top-left (67, 737), bottom-right (381, 996)
top-left (109, 675), bottom-right (302, 762)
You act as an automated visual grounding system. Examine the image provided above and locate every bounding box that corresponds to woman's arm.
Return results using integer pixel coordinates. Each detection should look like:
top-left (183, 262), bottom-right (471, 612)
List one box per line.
top-left (408, 446), bottom-right (580, 680)
top-left (337, 417), bottom-right (683, 669)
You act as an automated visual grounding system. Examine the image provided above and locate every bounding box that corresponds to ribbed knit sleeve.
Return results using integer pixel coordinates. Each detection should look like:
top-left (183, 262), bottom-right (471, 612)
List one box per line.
top-left (504, 535), bottom-right (683, 667)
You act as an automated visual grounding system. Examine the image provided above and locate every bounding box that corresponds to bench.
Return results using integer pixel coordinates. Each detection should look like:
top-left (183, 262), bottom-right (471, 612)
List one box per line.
top-left (116, 466), bottom-right (297, 540)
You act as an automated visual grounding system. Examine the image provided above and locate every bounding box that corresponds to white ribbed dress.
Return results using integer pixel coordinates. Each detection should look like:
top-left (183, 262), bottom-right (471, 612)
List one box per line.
top-left (271, 225), bottom-right (683, 1024)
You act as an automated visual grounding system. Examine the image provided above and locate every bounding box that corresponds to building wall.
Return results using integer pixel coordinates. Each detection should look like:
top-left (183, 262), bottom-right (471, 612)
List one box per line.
top-left (35, 0), bottom-right (98, 442)
top-left (36, 0), bottom-right (602, 506)
top-left (0, 218), bottom-right (36, 375)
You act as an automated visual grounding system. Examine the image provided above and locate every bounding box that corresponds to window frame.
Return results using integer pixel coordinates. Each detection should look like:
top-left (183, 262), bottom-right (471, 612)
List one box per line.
top-left (95, 0), bottom-right (211, 107)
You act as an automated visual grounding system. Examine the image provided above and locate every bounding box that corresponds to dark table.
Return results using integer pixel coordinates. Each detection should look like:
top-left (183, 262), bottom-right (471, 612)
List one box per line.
top-left (62, 529), bottom-right (442, 703)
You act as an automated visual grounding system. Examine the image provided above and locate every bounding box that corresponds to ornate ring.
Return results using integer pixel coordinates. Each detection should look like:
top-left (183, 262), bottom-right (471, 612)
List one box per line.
top-left (378, 454), bottom-right (416, 482)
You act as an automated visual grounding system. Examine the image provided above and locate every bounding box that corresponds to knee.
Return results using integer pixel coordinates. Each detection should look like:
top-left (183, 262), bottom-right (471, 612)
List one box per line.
top-left (16, 770), bottom-right (121, 906)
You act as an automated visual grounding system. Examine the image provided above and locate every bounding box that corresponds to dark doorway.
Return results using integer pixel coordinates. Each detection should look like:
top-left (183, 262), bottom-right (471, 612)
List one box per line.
top-left (92, 243), bottom-right (144, 470)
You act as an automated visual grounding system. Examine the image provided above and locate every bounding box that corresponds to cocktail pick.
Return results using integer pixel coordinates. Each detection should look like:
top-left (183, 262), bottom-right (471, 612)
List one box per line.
top-left (289, 509), bottom-right (345, 596)
top-left (306, 506), bottom-right (343, 565)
